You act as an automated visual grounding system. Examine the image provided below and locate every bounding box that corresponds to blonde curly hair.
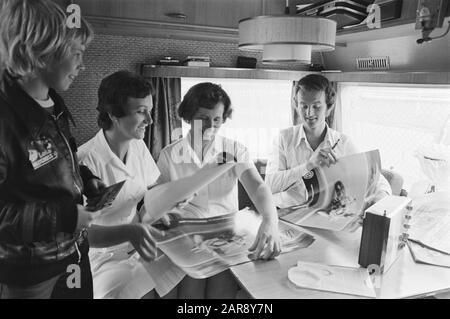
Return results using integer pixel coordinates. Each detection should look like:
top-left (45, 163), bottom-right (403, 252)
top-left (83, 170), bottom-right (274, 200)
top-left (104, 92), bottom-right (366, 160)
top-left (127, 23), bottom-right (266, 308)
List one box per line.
top-left (0, 0), bottom-right (94, 79)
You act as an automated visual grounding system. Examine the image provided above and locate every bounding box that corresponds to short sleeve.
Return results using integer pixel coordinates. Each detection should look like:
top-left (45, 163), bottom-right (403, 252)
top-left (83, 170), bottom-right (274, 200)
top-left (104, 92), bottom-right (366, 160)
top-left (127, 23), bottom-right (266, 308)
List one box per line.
top-left (156, 148), bottom-right (172, 183)
top-left (78, 151), bottom-right (101, 181)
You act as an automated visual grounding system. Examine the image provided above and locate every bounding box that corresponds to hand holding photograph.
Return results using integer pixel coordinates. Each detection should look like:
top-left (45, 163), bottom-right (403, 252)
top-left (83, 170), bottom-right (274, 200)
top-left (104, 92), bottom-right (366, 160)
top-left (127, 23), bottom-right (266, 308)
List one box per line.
top-left (279, 150), bottom-right (382, 231)
top-left (86, 180), bottom-right (126, 211)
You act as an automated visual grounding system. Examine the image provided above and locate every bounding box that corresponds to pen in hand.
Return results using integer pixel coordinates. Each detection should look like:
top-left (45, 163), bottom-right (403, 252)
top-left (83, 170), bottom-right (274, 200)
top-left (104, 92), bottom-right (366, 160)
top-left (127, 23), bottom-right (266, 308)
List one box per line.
top-left (331, 138), bottom-right (340, 150)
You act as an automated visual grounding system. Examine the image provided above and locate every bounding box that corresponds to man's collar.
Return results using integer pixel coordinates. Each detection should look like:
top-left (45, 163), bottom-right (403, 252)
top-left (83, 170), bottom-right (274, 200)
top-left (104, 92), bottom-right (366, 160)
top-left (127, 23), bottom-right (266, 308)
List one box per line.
top-left (295, 123), bottom-right (334, 148)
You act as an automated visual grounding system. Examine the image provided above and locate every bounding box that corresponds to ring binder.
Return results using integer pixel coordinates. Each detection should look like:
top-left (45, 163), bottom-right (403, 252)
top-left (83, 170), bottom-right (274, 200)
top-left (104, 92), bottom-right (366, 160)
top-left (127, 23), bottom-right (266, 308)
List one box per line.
top-left (358, 195), bottom-right (412, 273)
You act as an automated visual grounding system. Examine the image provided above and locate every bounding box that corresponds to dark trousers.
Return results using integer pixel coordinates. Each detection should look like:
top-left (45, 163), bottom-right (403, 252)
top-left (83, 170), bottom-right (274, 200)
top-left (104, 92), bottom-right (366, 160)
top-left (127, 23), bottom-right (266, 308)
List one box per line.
top-left (0, 242), bottom-right (93, 299)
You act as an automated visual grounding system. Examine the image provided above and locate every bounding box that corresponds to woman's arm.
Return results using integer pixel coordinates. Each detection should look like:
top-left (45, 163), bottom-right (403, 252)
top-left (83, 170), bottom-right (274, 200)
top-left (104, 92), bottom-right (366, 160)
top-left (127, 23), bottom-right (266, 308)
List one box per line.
top-left (88, 223), bottom-right (158, 262)
top-left (239, 166), bottom-right (281, 260)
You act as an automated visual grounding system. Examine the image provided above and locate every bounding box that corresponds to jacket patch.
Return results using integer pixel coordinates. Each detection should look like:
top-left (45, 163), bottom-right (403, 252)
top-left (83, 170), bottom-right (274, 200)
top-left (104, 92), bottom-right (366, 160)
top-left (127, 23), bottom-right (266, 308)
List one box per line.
top-left (28, 135), bottom-right (58, 170)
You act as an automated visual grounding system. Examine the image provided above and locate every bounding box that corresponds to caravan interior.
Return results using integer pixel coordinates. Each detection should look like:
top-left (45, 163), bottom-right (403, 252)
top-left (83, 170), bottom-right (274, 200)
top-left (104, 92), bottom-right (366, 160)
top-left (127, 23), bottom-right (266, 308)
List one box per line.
top-left (1, 0), bottom-right (450, 300)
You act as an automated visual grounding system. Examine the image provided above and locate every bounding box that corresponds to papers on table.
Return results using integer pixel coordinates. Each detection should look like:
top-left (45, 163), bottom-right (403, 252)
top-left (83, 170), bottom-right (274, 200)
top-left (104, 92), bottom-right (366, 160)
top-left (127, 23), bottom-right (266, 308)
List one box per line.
top-left (288, 261), bottom-right (376, 298)
top-left (408, 192), bottom-right (450, 255)
top-left (408, 240), bottom-right (450, 268)
top-left (151, 209), bottom-right (315, 279)
top-left (405, 191), bottom-right (450, 268)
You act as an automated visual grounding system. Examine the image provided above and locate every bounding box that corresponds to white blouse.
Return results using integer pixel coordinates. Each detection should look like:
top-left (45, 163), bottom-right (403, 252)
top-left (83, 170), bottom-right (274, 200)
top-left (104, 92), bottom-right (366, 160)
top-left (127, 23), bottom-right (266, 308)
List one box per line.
top-left (78, 130), bottom-right (160, 228)
top-left (157, 133), bottom-right (254, 218)
top-left (78, 130), bottom-right (184, 298)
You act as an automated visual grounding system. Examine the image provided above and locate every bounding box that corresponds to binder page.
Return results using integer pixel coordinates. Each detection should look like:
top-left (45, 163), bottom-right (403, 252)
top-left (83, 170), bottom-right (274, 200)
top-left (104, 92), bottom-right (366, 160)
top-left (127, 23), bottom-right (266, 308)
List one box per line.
top-left (408, 240), bottom-right (450, 268)
top-left (409, 191), bottom-right (450, 255)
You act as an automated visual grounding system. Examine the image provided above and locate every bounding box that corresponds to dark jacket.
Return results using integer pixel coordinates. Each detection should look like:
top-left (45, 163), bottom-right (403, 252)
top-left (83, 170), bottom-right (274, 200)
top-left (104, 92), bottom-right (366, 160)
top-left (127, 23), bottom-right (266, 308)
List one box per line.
top-left (0, 74), bottom-right (94, 285)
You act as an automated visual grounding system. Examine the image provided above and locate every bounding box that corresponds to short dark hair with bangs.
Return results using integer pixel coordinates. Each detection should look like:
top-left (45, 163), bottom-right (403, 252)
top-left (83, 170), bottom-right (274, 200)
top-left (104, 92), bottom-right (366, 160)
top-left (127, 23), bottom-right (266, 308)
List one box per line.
top-left (97, 70), bottom-right (154, 130)
top-left (178, 82), bottom-right (233, 123)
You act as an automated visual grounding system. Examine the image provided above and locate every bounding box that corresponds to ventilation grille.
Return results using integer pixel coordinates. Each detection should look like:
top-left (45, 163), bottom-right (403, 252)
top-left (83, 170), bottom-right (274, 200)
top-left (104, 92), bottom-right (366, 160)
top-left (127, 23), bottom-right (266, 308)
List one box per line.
top-left (356, 57), bottom-right (390, 70)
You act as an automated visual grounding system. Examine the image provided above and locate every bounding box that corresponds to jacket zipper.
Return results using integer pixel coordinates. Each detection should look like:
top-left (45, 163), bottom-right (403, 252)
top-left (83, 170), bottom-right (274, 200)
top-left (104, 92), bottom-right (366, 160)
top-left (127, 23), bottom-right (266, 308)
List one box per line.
top-left (51, 112), bottom-right (82, 196)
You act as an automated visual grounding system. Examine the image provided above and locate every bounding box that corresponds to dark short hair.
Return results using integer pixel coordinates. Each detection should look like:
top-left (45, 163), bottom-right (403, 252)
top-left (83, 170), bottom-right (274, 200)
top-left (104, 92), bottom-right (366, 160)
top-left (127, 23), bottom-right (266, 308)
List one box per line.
top-left (97, 70), bottom-right (154, 130)
top-left (295, 74), bottom-right (336, 109)
top-left (178, 82), bottom-right (232, 123)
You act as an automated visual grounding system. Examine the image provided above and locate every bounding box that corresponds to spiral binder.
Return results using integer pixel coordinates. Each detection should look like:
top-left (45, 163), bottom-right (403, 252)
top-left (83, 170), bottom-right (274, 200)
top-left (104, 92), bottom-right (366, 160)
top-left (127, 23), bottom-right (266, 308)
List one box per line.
top-left (358, 195), bottom-right (412, 273)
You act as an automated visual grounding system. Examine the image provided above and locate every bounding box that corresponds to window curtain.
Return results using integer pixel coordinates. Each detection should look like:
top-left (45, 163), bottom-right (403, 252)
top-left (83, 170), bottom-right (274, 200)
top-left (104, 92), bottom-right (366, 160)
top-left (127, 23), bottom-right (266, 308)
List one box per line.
top-left (291, 80), bottom-right (341, 130)
top-left (145, 77), bottom-right (182, 161)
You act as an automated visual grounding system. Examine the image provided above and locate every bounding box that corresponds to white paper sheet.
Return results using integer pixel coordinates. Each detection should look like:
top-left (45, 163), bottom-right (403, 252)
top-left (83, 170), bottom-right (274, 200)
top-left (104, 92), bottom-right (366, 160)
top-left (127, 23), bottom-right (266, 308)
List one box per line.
top-left (288, 261), bottom-right (376, 298)
top-left (142, 163), bottom-right (236, 223)
top-left (408, 192), bottom-right (450, 255)
top-left (408, 240), bottom-right (450, 268)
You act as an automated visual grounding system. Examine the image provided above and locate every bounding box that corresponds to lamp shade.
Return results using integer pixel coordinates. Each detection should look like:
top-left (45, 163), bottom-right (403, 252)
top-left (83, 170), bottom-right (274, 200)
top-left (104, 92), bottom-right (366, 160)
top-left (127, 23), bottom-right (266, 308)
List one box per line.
top-left (239, 16), bottom-right (336, 63)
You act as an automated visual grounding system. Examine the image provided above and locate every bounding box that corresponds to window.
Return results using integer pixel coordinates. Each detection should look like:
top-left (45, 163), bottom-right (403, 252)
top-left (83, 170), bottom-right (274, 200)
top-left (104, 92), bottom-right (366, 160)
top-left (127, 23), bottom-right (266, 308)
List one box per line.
top-left (339, 84), bottom-right (450, 191)
top-left (181, 78), bottom-right (293, 159)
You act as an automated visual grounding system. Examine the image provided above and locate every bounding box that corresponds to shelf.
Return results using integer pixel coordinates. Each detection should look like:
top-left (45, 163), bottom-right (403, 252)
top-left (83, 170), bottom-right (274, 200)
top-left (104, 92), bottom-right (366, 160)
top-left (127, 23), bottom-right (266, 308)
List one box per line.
top-left (142, 65), bottom-right (450, 84)
top-left (141, 65), bottom-right (317, 80)
top-left (325, 71), bottom-right (450, 84)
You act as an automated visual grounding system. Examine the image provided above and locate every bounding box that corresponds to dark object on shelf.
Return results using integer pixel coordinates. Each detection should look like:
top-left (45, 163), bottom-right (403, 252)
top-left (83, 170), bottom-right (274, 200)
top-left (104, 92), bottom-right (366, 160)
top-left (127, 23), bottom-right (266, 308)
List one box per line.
top-left (183, 56), bottom-right (211, 67)
top-left (236, 56), bottom-right (257, 69)
top-left (309, 64), bottom-right (325, 71)
top-left (157, 56), bottom-right (180, 66)
top-left (377, 0), bottom-right (403, 22)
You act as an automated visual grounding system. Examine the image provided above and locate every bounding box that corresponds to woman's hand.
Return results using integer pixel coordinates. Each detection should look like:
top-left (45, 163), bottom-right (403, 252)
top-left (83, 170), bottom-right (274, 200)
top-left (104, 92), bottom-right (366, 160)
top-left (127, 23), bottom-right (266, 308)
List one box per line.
top-left (128, 223), bottom-right (161, 262)
top-left (248, 218), bottom-right (281, 260)
top-left (173, 193), bottom-right (197, 210)
top-left (76, 204), bottom-right (101, 231)
top-left (152, 211), bottom-right (184, 230)
top-left (144, 193), bottom-right (195, 227)
top-left (307, 147), bottom-right (338, 171)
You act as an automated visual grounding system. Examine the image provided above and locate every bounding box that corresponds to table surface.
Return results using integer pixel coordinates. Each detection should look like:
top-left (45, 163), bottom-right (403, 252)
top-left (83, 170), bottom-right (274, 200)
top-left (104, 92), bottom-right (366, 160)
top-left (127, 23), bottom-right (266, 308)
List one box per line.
top-left (231, 215), bottom-right (450, 299)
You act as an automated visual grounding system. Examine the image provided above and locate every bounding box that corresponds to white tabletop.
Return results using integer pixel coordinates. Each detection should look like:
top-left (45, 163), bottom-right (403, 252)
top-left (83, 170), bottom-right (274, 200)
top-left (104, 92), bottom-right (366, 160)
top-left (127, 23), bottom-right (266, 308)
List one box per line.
top-left (231, 219), bottom-right (450, 299)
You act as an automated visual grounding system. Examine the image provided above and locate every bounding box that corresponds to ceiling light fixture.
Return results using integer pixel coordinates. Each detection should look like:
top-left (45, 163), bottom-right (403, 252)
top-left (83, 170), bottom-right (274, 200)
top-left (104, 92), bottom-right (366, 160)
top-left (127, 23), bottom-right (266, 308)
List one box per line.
top-left (238, 1), bottom-right (336, 64)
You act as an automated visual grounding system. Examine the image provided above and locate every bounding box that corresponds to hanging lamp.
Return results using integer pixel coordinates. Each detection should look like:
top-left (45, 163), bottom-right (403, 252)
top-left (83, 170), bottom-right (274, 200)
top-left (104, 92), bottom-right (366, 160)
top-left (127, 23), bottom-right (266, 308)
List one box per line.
top-left (238, 1), bottom-right (336, 64)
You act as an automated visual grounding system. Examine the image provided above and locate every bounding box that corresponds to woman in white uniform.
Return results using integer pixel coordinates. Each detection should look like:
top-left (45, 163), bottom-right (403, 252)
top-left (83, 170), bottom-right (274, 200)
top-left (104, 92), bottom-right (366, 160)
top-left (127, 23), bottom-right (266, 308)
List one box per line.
top-left (157, 82), bottom-right (281, 298)
top-left (78, 71), bottom-right (184, 299)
